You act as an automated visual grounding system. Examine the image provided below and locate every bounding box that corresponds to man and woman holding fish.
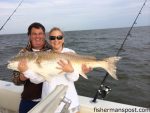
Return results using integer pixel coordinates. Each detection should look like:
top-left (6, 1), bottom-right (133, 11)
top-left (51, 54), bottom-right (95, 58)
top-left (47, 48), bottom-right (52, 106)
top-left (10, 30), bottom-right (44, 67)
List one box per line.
top-left (14, 22), bottom-right (91, 113)
top-left (10, 22), bottom-right (120, 113)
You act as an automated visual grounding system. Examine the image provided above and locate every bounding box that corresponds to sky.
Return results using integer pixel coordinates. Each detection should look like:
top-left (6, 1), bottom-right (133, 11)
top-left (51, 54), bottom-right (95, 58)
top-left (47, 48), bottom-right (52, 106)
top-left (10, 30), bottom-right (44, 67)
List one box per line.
top-left (0, 0), bottom-right (149, 34)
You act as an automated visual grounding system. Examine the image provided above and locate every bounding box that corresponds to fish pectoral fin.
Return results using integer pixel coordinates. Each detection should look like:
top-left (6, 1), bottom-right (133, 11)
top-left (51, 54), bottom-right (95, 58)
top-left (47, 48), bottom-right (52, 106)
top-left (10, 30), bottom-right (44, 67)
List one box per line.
top-left (43, 75), bottom-right (52, 82)
top-left (58, 71), bottom-right (65, 75)
top-left (79, 71), bottom-right (88, 79)
top-left (37, 72), bottom-right (52, 82)
top-left (35, 59), bottom-right (42, 68)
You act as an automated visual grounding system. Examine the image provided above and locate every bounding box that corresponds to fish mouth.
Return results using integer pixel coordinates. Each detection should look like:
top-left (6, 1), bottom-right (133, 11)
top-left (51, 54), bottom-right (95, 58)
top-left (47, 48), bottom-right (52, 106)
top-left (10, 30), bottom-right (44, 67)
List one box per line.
top-left (7, 64), bottom-right (11, 69)
top-left (7, 61), bottom-right (12, 69)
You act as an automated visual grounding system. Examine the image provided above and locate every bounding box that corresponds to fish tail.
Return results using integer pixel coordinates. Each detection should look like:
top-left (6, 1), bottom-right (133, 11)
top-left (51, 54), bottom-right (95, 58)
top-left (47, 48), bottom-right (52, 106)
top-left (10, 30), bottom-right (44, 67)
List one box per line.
top-left (100, 56), bottom-right (121, 80)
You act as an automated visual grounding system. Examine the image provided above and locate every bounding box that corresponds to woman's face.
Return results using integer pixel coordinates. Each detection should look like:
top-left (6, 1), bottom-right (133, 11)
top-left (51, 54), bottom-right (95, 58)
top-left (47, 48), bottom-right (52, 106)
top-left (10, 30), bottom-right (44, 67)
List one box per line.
top-left (49, 30), bottom-right (64, 52)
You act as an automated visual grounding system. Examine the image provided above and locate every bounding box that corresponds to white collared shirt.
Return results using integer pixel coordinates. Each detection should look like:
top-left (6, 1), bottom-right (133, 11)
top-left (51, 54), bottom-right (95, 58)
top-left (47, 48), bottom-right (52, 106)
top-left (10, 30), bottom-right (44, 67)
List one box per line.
top-left (42, 48), bottom-right (79, 112)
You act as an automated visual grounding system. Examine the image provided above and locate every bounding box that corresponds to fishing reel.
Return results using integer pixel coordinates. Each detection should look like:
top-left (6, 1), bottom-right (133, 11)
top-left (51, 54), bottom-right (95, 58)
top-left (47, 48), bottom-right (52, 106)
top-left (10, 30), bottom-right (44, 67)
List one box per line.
top-left (92, 84), bottom-right (111, 102)
top-left (98, 84), bottom-right (111, 99)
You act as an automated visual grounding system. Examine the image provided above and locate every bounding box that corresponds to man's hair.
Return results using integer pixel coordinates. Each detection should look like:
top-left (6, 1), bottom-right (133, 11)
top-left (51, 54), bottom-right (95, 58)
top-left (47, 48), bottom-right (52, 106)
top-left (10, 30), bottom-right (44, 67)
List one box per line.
top-left (27, 22), bottom-right (45, 35)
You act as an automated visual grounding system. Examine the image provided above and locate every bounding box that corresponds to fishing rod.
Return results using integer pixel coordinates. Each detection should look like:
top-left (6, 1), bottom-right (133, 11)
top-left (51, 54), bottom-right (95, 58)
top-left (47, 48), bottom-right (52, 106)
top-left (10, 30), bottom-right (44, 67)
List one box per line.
top-left (92, 0), bottom-right (148, 102)
top-left (0, 0), bottom-right (24, 31)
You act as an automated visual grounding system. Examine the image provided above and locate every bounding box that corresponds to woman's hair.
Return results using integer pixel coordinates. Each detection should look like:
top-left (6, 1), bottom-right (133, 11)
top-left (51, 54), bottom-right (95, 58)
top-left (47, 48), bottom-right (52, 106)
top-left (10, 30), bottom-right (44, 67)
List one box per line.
top-left (49, 27), bottom-right (64, 36)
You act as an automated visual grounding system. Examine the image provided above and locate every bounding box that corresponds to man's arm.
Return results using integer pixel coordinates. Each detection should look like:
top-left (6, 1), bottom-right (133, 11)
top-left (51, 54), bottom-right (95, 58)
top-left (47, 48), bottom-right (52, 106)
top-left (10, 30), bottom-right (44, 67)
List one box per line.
top-left (17, 58), bottom-right (45, 84)
top-left (12, 48), bottom-right (28, 85)
top-left (12, 71), bottom-right (26, 85)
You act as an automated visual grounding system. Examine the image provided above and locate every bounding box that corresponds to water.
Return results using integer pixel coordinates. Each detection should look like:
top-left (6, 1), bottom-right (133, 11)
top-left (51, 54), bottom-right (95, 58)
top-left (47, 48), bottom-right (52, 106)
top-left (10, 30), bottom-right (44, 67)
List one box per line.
top-left (0, 26), bottom-right (150, 108)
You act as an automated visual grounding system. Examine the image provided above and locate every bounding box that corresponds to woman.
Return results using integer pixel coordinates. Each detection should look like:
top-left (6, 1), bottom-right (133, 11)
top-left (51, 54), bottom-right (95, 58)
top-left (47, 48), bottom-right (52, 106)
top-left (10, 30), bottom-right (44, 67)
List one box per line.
top-left (44, 27), bottom-right (80, 113)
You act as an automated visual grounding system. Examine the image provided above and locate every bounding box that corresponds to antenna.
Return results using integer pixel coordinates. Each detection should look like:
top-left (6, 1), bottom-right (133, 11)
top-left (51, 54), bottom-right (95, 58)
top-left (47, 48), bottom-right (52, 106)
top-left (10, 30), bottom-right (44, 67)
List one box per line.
top-left (0, 0), bottom-right (24, 31)
top-left (92, 0), bottom-right (148, 102)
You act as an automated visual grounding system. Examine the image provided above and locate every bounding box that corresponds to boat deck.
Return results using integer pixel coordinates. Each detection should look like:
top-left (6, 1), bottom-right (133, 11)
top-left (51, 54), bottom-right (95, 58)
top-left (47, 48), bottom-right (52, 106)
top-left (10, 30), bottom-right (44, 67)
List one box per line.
top-left (0, 80), bottom-right (148, 113)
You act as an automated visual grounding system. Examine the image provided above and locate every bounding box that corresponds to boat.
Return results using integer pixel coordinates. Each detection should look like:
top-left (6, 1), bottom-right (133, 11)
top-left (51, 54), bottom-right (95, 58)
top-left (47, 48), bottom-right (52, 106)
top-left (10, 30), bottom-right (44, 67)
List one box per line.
top-left (0, 80), bottom-right (148, 113)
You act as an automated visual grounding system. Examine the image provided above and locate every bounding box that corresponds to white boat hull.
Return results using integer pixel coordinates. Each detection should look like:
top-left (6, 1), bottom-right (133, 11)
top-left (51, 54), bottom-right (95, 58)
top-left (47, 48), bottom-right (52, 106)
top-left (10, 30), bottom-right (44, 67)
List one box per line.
top-left (0, 80), bottom-right (148, 113)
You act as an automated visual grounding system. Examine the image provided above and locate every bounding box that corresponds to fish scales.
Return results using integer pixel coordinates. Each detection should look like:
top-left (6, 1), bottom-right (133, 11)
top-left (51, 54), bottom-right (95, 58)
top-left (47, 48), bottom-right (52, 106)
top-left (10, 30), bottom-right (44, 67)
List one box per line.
top-left (7, 51), bottom-right (121, 81)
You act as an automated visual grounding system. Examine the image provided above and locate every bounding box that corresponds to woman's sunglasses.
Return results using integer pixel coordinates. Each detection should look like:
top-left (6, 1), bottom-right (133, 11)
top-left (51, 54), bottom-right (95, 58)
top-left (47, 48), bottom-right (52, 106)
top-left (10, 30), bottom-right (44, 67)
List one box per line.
top-left (49, 36), bottom-right (63, 40)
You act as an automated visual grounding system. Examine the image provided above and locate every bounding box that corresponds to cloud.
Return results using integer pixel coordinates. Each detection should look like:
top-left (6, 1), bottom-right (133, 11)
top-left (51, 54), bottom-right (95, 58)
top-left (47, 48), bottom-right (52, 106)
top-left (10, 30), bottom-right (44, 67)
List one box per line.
top-left (0, 0), bottom-right (149, 34)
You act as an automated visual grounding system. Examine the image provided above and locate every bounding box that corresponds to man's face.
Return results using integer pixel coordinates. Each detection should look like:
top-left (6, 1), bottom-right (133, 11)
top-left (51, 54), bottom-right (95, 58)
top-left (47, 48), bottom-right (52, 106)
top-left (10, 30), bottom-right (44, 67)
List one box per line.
top-left (29, 27), bottom-right (45, 50)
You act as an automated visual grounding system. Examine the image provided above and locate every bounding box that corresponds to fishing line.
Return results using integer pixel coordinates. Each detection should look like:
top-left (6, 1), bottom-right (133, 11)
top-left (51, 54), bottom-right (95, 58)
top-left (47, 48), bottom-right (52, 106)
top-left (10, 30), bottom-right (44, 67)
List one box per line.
top-left (0, 0), bottom-right (24, 31)
top-left (92, 0), bottom-right (148, 102)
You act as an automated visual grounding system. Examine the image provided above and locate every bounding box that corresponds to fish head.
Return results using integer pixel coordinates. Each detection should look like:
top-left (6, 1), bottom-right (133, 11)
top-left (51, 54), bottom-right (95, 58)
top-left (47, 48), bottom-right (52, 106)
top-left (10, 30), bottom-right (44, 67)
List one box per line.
top-left (7, 60), bottom-right (19, 71)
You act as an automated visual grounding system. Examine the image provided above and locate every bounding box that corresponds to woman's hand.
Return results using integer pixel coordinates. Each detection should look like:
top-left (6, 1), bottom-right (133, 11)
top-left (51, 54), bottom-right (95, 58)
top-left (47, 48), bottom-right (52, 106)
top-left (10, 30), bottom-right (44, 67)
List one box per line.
top-left (82, 64), bottom-right (93, 74)
top-left (18, 59), bottom-right (28, 73)
top-left (57, 59), bottom-right (74, 74)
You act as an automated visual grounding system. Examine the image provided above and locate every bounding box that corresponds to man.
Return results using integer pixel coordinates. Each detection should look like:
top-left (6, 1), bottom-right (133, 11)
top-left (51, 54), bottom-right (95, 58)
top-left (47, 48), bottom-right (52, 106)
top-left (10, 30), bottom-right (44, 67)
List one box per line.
top-left (12, 22), bottom-right (51, 113)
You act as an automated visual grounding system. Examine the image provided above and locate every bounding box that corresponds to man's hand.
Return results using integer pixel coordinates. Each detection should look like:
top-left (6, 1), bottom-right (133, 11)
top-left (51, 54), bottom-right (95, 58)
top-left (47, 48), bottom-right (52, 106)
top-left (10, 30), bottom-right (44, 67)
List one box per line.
top-left (18, 59), bottom-right (28, 73)
top-left (57, 59), bottom-right (74, 74)
top-left (19, 73), bottom-right (28, 81)
top-left (82, 64), bottom-right (92, 74)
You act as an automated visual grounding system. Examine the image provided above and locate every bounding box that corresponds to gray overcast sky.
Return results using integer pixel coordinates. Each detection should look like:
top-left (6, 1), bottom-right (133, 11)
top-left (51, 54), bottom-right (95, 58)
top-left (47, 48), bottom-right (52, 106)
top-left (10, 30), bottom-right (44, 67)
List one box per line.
top-left (0, 0), bottom-right (149, 34)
